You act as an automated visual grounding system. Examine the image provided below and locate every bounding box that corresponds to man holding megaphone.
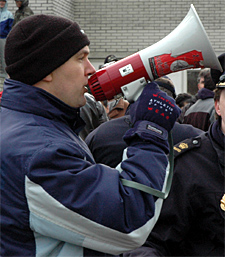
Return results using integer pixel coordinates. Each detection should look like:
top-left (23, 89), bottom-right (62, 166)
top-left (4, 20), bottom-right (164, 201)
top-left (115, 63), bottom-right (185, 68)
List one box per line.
top-left (0, 14), bottom-right (181, 256)
top-left (1, 4), bottom-right (222, 256)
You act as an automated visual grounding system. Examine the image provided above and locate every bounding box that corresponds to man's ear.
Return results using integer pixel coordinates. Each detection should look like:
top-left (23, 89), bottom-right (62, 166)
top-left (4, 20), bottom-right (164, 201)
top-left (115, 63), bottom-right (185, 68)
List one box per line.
top-left (215, 100), bottom-right (221, 116)
top-left (42, 74), bottom-right (52, 82)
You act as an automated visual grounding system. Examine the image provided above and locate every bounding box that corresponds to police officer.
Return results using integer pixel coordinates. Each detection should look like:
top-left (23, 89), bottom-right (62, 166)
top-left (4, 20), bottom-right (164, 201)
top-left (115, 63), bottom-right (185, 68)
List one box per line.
top-left (124, 55), bottom-right (225, 257)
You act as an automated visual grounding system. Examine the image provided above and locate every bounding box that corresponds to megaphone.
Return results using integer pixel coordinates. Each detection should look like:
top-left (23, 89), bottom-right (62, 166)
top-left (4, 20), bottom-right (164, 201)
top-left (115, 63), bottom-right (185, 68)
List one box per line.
top-left (88, 4), bottom-right (222, 102)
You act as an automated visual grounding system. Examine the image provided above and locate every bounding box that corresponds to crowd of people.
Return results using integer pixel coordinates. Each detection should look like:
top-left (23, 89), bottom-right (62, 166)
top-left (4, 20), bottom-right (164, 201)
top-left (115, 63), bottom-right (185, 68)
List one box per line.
top-left (0, 9), bottom-right (224, 257)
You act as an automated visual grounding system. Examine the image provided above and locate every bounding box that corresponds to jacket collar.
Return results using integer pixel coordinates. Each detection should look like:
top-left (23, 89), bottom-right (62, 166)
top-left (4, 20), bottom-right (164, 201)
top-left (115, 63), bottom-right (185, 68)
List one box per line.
top-left (197, 88), bottom-right (214, 100)
top-left (1, 79), bottom-right (85, 132)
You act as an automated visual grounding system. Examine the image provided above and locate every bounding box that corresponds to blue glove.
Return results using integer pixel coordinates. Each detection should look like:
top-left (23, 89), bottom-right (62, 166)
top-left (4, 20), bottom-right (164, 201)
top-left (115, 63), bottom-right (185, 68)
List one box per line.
top-left (130, 81), bottom-right (180, 131)
top-left (124, 82), bottom-right (181, 144)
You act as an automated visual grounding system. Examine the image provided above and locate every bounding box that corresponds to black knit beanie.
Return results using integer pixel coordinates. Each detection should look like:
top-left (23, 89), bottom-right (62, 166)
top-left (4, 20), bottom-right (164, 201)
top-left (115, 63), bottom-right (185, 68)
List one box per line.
top-left (5, 14), bottom-right (90, 85)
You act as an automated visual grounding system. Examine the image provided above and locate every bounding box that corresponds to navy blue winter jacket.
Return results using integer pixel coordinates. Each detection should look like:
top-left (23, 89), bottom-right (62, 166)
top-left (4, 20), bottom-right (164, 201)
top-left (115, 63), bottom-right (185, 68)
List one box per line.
top-left (1, 79), bottom-right (170, 256)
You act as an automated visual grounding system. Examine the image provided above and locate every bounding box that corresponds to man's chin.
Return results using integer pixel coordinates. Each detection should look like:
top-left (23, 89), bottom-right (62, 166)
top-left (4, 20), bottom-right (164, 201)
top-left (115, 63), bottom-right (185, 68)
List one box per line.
top-left (79, 97), bottom-right (87, 108)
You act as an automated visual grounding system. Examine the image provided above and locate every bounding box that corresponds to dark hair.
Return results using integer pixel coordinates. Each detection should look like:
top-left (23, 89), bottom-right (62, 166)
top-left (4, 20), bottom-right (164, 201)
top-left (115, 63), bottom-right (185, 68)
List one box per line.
top-left (204, 73), bottom-right (216, 91)
top-left (104, 55), bottom-right (118, 64)
top-left (214, 87), bottom-right (223, 102)
top-left (176, 93), bottom-right (194, 108)
top-left (197, 68), bottom-right (210, 83)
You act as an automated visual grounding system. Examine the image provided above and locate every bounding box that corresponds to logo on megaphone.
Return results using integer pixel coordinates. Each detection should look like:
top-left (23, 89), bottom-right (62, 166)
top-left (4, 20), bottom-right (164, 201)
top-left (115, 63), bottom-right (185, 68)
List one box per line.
top-left (88, 4), bottom-right (222, 102)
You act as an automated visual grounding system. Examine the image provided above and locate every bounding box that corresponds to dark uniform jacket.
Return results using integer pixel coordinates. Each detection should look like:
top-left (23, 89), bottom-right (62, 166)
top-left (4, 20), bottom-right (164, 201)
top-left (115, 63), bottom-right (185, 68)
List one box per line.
top-left (85, 115), bottom-right (203, 168)
top-left (124, 120), bottom-right (225, 256)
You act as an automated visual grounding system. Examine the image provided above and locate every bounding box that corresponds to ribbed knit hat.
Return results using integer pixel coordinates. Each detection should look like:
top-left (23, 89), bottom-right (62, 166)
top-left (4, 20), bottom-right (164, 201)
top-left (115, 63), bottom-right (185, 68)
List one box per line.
top-left (5, 14), bottom-right (90, 85)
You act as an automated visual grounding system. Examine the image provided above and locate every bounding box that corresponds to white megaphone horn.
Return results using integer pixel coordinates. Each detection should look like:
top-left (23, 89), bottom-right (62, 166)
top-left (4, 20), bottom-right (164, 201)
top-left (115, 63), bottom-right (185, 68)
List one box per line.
top-left (88, 4), bottom-right (222, 102)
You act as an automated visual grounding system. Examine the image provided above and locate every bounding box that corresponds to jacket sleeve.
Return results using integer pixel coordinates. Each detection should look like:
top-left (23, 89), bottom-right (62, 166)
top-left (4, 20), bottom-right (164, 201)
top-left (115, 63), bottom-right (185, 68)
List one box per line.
top-left (25, 123), bottom-right (170, 255)
top-left (124, 150), bottom-right (195, 257)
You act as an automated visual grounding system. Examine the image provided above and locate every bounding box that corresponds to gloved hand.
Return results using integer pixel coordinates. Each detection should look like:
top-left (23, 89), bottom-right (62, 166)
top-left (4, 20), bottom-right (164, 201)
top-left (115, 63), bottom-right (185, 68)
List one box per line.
top-left (129, 81), bottom-right (180, 132)
top-left (123, 81), bottom-right (181, 145)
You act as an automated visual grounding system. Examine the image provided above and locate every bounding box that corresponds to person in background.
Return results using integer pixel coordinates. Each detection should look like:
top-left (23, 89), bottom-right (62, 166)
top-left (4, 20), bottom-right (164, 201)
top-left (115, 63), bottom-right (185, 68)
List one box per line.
top-left (0, 14), bottom-right (180, 256)
top-left (107, 97), bottom-right (130, 119)
top-left (177, 68), bottom-right (210, 124)
top-left (0, 0), bottom-right (13, 78)
top-left (197, 68), bottom-right (210, 91)
top-left (183, 69), bottom-right (216, 131)
top-left (85, 76), bottom-right (203, 168)
top-left (175, 92), bottom-right (195, 109)
top-left (123, 54), bottom-right (225, 257)
top-left (12, 0), bottom-right (33, 27)
top-left (98, 54), bottom-right (118, 69)
top-left (79, 92), bottom-right (109, 140)
top-left (101, 99), bottom-right (109, 113)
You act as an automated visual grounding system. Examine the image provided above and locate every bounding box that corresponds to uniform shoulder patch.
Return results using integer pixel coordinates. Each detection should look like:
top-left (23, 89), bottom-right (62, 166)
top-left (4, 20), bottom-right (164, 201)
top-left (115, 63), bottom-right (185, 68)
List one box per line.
top-left (173, 137), bottom-right (201, 158)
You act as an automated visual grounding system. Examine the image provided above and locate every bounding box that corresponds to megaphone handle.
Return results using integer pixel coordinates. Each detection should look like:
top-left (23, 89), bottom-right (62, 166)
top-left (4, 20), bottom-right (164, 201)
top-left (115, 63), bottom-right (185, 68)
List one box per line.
top-left (121, 77), bottom-right (147, 103)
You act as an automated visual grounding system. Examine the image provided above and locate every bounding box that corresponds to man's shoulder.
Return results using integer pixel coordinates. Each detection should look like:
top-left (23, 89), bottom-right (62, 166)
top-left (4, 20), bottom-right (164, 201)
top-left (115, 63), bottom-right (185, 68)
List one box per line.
top-left (173, 135), bottom-right (204, 158)
top-left (92, 115), bottom-right (130, 132)
top-left (85, 115), bottom-right (130, 143)
top-left (3, 9), bottom-right (13, 17)
top-left (173, 130), bottom-right (213, 159)
top-left (172, 122), bottom-right (203, 145)
top-left (186, 97), bottom-right (214, 112)
top-left (23, 6), bottom-right (34, 14)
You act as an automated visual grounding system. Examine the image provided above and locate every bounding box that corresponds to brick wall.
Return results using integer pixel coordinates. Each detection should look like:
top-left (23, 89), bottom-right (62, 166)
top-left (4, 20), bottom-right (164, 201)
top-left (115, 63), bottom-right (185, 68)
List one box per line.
top-left (6, 0), bottom-right (224, 60)
top-left (73, 0), bottom-right (224, 60)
